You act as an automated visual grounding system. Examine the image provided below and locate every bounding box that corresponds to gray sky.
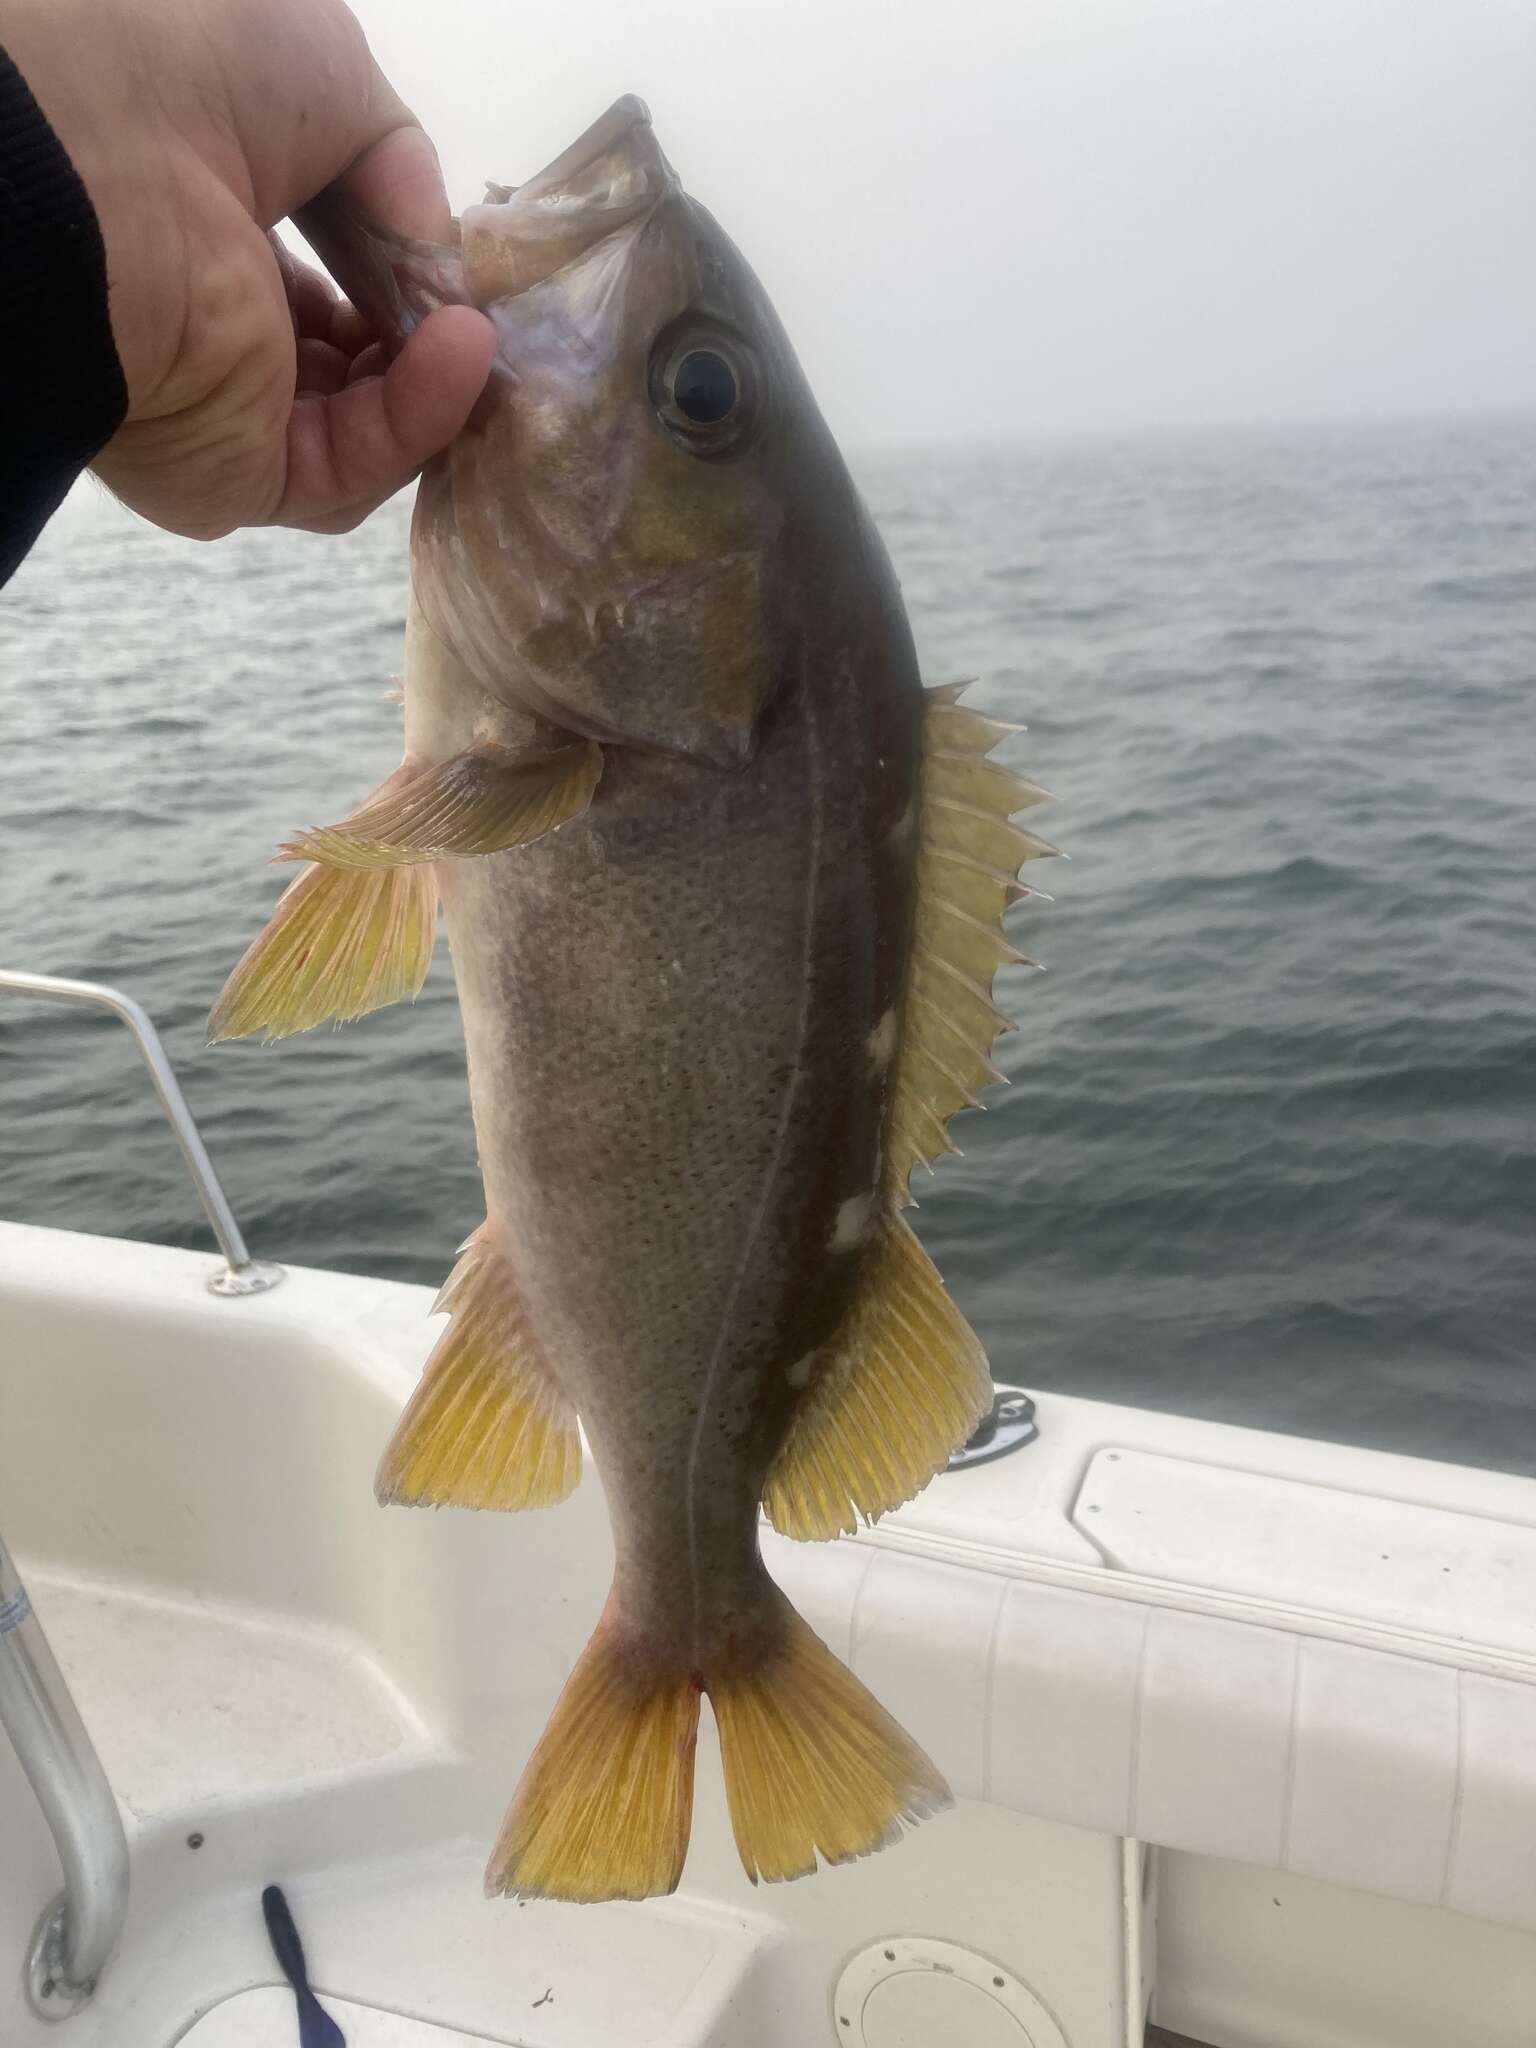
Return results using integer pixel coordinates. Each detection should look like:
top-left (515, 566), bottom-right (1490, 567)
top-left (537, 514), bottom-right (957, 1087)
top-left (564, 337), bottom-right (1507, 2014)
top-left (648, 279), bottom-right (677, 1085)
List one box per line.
top-left (352, 0), bottom-right (1536, 447)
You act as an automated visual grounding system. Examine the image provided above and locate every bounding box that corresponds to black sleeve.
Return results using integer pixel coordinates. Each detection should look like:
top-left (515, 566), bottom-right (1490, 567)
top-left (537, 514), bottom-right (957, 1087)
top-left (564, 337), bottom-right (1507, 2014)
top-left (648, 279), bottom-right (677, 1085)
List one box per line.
top-left (0, 44), bottom-right (128, 587)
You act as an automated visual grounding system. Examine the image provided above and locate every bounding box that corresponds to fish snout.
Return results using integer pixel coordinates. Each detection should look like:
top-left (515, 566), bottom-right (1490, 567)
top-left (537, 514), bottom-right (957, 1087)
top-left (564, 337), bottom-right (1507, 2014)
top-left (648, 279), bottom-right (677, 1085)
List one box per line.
top-left (461, 97), bottom-right (674, 307)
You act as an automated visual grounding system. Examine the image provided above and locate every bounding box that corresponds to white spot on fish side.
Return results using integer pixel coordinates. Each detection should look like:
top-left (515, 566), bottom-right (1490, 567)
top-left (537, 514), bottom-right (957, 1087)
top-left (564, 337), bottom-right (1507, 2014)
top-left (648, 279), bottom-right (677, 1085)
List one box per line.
top-left (787, 1351), bottom-right (817, 1390)
top-left (831, 1192), bottom-right (876, 1251)
top-left (889, 801), bottom-right (917, 846)
top-left (867, 1007), bottom-right (899, 1072)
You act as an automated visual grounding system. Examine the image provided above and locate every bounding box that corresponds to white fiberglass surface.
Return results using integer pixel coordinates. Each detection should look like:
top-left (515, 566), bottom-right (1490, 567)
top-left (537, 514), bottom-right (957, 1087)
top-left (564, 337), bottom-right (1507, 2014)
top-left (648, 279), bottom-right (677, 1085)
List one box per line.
top-left (8, 1222), bottom-right (1536, 2048)
top-left (22, 1569), bottom-right (426, 1814)
top-left (179, 1990), bottom-right (509, 2046)
top-left (1075, 1446), bottom-right (1536, 1656)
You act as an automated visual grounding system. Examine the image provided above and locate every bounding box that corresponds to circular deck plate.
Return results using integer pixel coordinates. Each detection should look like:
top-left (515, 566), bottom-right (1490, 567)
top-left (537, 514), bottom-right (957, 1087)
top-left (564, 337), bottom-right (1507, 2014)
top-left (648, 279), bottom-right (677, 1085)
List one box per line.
top-left (832, 1936), bottom-right (1067, 2047)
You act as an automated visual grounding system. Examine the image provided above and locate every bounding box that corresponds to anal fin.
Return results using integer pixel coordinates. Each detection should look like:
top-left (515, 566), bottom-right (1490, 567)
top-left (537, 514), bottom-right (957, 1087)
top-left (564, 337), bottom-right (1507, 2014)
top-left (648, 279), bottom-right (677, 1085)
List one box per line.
top-left (762, 1215), bottom-right (992, 1542)
top-left (208, 860), bottom-right (437, 1043)
top-left (377, 1227), bottom-right (581, 1512)
top-left (281, 739), bottom-right (602, 869)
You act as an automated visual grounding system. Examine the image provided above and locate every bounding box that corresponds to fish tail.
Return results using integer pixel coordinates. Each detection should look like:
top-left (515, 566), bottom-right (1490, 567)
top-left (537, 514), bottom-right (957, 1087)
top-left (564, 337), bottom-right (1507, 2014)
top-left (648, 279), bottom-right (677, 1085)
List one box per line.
top-left (485, 1575), bottom-right (946, 1902)
top-left (710, 1580), bottom-right (950, 1885)
top-left (485, 1594), bottom-right (701, 1903)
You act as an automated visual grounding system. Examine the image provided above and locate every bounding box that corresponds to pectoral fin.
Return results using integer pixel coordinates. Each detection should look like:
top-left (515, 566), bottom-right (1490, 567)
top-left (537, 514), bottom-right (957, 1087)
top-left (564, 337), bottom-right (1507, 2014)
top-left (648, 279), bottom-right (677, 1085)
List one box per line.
top-left (376, 1227), bottom-right (581, 1513)
top-left (281, 739), bottom-right (602, 870)
top-left (208, 860), bottom-right (437, 1044)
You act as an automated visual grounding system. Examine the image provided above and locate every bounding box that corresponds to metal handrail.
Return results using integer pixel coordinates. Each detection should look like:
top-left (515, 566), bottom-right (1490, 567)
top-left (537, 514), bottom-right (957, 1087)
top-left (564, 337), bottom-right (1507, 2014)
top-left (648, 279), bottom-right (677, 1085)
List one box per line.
top-left (0, 969), bottom-right (283, 2015)
top-left (0, 968), bottom-right (282, 1297)
top-left (1, 1536), bottom-right (129, 2019)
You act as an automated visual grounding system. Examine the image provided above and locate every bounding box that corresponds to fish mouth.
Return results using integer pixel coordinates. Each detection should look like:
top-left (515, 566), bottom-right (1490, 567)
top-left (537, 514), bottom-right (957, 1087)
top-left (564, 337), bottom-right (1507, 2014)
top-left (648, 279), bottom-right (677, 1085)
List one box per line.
top-left (460, 96), bottom-right (676, 306)
top-left (528, 95), bottom-right (655, 188)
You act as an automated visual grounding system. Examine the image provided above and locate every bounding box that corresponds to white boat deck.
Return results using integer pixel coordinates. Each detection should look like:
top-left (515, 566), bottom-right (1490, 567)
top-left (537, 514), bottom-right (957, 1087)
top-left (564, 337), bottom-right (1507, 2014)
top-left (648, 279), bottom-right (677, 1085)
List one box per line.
top-left (4, 1217), bottom-right (1536, 2048)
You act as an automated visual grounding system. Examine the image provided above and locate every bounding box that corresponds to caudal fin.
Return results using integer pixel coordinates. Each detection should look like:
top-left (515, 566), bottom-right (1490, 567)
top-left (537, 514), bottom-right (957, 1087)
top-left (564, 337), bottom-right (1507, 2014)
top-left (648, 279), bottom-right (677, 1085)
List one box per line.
top-left (485, 1611), bottom-right (701, 1903)
top-left (485, 1581), bottom-right (947, 1902)
top-left (712, 1596), bottom-right (949, 1884)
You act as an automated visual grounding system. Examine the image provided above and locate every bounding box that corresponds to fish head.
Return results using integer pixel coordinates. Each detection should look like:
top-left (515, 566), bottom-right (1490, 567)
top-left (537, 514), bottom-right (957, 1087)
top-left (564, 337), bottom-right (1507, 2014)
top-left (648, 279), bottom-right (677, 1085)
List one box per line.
top-left (410, 97), bottom-right (842, 766)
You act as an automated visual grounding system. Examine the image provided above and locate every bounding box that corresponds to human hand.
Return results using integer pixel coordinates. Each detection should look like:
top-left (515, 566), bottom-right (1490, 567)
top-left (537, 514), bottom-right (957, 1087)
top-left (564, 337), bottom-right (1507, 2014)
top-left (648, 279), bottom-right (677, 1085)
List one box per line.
top-left (3, 0), bottom-right (494, 538)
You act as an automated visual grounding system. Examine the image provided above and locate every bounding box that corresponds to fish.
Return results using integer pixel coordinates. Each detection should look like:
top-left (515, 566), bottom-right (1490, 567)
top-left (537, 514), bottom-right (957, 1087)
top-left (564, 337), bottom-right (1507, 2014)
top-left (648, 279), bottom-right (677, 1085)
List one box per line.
top-left (211, 95), bottom-right (1056, 1903)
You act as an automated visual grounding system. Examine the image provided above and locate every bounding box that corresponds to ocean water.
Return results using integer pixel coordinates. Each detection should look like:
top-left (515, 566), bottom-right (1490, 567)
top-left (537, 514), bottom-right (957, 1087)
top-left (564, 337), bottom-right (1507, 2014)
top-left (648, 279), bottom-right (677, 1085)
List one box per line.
top-left (2, 415), bottom-right (1533, 1473)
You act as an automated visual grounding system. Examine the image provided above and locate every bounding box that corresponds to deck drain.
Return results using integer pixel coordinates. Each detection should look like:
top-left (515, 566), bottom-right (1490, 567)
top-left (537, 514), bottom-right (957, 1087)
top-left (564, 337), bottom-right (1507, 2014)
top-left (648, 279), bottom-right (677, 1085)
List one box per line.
top-left (832, 1937), bottom-right (1066, 2047)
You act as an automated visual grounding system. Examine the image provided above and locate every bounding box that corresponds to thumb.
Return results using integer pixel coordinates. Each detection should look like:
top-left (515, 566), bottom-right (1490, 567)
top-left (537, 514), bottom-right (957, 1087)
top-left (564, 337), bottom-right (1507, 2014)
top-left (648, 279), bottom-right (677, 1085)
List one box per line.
top-left (273, 301), bottom-right (496, 531)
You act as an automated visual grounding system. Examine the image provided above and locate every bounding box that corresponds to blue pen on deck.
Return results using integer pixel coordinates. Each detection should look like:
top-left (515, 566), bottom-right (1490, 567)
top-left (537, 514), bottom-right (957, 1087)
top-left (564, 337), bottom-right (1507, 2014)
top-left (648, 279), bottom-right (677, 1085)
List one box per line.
top-left (261, 1886), bottom-right (345, 2048)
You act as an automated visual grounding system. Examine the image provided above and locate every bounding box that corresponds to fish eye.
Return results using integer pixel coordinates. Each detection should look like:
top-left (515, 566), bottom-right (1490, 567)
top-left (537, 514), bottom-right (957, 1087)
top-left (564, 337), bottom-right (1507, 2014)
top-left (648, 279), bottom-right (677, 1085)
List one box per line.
top-left (673, 350), bottom-right (737, 425)
top-left (650, 328), bottom-right (762, 457)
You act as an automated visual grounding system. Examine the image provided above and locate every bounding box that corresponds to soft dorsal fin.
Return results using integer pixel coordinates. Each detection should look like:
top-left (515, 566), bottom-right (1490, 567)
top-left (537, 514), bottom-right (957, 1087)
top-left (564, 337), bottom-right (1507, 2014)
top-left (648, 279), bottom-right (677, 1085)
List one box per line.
top-left (280, 739), bottom-right (602, 869)
top-left (885, 684), bottom-right (1056, 1201)
top-left (376, 1227), bottom-right (581, 1512)
top-left (762, 1215), bottom-right (992, 1542)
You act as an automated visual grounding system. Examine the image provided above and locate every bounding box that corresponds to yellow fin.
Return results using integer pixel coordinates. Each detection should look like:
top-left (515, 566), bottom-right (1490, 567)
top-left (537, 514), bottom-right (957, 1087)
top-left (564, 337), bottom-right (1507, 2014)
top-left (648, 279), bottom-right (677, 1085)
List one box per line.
top-left (927, 702), bottom-right (1023, 751)
top-left (208, 860), bottom-right (436, 1043)
top-left (487, 1575), bottom-right (944, 1901)
top-left (925, 750), bottom-right (1052, 813)
top-left (883, 684), bottom-right (1057, 1199)
top-left (763, 1215), bottom-right (993, 1542)
top-left (376, 1229), bottom-right (580, 1512)
top-left (280, 739), bottom-right (602, 869)
top-left (712, 1593), bottom-right (950, 1883)
top-left (486, 1617), bottom-right (700, 1902)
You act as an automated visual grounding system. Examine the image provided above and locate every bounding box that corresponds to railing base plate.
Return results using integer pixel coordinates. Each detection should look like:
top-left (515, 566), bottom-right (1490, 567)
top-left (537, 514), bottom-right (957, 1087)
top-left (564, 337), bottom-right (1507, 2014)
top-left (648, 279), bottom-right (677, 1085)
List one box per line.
top-left (206, 1259), bottom-right (286, 1298)
top-left (27, 1897), bottom-right (96, 2021)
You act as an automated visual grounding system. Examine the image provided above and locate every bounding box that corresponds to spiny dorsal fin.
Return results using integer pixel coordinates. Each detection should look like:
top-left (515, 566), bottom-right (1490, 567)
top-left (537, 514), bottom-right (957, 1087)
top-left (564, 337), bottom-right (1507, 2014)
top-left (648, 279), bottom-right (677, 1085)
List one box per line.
top-left (281, 739), bottom-right (602, 869)
top-left (376, 1226), bottom-right (581, 1512)
top-left (762, 1215), bottom-right (993, 1542)
top-left (208, 860), bottom-right (437, 1043)
top-left (884, 683), bottom-right (1057, 1202)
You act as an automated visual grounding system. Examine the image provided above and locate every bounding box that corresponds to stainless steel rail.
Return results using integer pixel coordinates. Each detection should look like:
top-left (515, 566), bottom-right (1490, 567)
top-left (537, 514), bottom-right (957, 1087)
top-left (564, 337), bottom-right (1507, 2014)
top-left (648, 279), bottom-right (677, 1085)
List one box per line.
top-left (0, 969), bottom-right (283, 2015)
top-left (1, 1536), bottom-right (130, 2020)
top-left (0, 968), bottom-right (282, 1297)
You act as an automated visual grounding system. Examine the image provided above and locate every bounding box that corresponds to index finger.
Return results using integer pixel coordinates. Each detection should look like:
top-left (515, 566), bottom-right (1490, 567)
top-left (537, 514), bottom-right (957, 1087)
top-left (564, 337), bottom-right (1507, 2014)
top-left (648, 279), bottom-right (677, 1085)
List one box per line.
top-left (341, 91), bottom-right (453, 245)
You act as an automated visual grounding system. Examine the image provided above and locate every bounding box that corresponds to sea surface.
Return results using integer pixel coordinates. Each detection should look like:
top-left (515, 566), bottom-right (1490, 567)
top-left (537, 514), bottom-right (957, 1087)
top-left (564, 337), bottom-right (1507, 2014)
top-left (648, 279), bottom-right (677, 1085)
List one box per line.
top-left (2, 416), bottom-right (1533, 1473)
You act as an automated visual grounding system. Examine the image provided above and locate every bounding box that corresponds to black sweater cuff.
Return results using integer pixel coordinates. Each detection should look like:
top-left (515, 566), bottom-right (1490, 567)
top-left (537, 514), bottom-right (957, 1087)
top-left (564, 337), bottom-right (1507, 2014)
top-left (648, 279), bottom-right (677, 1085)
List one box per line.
top-left (0, 44), bottom-right (128, 585)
